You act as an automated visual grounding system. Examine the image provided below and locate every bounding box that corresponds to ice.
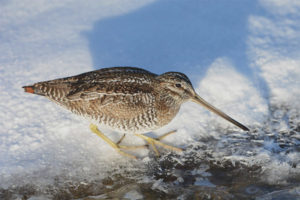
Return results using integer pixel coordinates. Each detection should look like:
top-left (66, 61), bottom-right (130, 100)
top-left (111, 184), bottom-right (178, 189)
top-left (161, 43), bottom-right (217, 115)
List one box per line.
top-left (0, 0), bottom-right (299, 199)
top-left (123, 189), bottom-right (143, 200)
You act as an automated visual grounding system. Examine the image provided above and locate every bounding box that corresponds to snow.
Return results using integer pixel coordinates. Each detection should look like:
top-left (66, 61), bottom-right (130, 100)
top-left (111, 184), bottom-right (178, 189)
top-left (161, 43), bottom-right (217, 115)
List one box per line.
top-left (0, 0), bottom-right (299, 199)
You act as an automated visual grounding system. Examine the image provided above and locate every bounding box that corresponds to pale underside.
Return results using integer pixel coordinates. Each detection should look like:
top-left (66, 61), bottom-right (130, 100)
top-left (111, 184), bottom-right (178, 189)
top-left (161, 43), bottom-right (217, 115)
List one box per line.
top-left (60, 92), bottom-right (160, 134)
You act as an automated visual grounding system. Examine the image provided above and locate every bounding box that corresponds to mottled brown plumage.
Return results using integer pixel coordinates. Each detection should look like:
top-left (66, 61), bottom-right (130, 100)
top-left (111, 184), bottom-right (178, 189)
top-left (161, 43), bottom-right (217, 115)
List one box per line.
top-left (23, 66), bottom-right (249, 157)
top-left (23, 66), bottom-right (249, 133)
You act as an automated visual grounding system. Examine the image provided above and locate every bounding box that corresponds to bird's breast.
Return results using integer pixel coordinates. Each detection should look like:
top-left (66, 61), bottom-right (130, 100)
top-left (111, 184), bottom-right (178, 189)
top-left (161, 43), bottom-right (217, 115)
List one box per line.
top-left (65, 93), bottom-right (162, 133)
top-left (155, 100), bottom-right (181, 128)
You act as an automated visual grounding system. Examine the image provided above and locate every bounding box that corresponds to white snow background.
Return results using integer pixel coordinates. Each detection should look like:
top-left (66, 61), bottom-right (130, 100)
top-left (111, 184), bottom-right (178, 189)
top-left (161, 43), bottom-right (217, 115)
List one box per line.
top-left (0, 0), bottom-right (299, 199)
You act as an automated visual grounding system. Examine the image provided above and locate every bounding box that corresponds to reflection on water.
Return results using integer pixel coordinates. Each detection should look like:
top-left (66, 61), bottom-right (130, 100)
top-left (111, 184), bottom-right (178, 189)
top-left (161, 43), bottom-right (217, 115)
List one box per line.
top-left (1, 104), bottom-right (299, 200)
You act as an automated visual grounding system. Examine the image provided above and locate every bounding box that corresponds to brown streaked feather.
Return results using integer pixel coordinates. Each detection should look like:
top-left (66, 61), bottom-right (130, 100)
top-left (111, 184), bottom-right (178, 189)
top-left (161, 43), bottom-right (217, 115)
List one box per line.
top-left (23, 66), bottom-right (249, 132)
top-left (24, 67), bottom-right (157, 99)
top-left (61, 68), bottom-right (152, 98)
top-left (66, 82), bottom-right (155, 101)
top-left (33, 67), bottom-right (159, 123)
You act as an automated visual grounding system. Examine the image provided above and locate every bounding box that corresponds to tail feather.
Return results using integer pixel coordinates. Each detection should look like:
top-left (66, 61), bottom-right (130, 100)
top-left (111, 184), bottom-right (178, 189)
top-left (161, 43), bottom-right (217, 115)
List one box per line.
top-left (23, 85), bottom-right (35, 94)
top-left (22, 85), bottom-right (46, 96)
top-left (23, 81), bottom-right (70, 98)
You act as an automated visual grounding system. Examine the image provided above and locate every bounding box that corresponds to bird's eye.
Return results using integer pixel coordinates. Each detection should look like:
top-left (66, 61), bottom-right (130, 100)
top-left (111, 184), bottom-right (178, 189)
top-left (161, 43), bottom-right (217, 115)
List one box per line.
top-left (175, 83), bottom-right (181, 88)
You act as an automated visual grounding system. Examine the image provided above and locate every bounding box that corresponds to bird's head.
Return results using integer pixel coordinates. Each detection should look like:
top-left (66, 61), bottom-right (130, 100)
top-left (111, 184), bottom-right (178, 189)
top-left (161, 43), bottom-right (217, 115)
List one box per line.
top-left (157, 72), bottom-right (195, 103)
top-left (157, 71), bottom-right (249, 131)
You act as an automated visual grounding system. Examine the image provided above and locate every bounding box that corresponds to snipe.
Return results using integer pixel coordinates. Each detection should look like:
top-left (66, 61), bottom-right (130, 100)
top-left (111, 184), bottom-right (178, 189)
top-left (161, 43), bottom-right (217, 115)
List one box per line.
top-left (23, 67), bottom-right (249, 158)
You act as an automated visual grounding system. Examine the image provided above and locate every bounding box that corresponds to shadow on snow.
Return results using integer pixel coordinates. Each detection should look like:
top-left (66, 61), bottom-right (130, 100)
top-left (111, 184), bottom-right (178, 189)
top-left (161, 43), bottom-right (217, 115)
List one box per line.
top-left (84, 0), bottom-right (264, 84)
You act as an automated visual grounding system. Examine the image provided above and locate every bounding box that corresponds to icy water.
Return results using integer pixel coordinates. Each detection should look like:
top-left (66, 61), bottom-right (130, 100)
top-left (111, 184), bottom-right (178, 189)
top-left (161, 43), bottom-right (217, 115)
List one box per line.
top-left (1, 104), bottom-right (299, 200)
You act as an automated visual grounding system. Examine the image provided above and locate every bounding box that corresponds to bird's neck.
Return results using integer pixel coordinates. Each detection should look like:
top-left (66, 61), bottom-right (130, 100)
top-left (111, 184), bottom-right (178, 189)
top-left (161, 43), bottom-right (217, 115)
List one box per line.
top-left (155, 93), bottom-right (181, 127)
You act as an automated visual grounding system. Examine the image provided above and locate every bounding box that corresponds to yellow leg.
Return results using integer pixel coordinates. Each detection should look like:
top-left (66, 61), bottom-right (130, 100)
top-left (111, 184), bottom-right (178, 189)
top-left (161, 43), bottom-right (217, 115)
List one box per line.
top-left (116, 134), bottom-right (126, 145)
top-left (135, 132), bottom-right (182, 156)
top-left (116, 133), bottom-right (148, 150)
top-left (157, 130), bottom-right (177, 140)
top-left (89, 124), bottom-right (138, 159)
top-left (135, 134), bottom-right (160, 156)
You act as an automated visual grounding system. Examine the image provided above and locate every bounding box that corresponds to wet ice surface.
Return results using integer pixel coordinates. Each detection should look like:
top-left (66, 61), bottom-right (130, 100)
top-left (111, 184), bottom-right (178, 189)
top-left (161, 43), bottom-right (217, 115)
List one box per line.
top-left (1, 0), bottom-right (300, 199)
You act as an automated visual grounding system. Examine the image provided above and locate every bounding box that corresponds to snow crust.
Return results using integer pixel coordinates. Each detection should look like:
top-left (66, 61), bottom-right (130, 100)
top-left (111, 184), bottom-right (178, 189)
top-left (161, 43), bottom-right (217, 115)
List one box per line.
top-left (0, 0), bottom-right (299, 199)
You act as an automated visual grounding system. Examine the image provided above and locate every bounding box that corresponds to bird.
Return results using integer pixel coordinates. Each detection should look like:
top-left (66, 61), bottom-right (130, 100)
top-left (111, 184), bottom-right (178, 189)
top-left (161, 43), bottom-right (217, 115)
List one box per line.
top-left (23, 66), bottom-right (249, 158)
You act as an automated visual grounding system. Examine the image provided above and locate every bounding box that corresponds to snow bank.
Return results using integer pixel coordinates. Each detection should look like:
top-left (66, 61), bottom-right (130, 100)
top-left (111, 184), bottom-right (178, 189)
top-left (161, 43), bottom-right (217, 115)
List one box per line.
top-left (0, 0), bottom-right (299, 199)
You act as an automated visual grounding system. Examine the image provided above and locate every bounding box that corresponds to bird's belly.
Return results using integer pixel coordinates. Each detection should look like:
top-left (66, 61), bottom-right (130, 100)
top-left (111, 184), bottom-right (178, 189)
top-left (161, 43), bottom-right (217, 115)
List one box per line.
top-left (62, 96), bottom-right (180, 134)
top-left (66, 99), bottom-right (160, 133)
top-left (93, 103), bottom-right (180, 133)
top-left (93, 117), bottom-right (160, 134)
top-left (89, 110), bottom-right (160, 134)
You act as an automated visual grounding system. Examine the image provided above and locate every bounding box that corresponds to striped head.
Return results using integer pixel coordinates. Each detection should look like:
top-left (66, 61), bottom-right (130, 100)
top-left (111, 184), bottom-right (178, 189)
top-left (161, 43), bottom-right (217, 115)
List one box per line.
top-left (157, 72), bottom-right (196, 103)
top-left (157, 71), bottom-right (249, 131)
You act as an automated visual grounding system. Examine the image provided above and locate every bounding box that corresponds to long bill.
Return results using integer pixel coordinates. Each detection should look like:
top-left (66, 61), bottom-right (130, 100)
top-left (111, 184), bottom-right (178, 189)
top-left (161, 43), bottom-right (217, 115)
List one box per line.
top-left (191, 94), bottom-right (249, 131)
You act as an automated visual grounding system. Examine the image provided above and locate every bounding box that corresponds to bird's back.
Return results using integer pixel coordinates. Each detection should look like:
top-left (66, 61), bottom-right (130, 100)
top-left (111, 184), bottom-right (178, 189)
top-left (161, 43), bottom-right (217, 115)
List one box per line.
top-left (23, 67), bottom-right (161, 133)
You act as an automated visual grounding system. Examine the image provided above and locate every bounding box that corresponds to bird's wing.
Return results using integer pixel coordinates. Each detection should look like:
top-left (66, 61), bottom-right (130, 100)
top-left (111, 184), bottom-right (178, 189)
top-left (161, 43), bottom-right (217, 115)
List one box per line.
top-left (63, 67), bottom-right (157, 105)
top-left (66, 84), bottom-right (104, 101)
top-left (66, 80), bottom-right (155, 107)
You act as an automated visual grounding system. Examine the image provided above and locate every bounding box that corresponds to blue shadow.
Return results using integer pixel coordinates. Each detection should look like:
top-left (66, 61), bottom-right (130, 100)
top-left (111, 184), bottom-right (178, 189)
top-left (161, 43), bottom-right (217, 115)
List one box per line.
top-left (84, 0), bottom-right (263, 82)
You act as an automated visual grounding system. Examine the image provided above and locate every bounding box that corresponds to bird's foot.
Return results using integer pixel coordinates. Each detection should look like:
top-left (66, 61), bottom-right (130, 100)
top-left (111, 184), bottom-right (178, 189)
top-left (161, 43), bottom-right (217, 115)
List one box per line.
top-left (116, 133), bottom-right (148, 150)
top-left (135, 131), bottom-right (183, 157)
top-left (90, 124), bottom-right (146, 159)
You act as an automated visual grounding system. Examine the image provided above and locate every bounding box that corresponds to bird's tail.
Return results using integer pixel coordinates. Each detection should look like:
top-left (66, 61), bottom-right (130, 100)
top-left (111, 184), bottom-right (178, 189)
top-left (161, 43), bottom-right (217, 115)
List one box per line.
top-left (22, 85), bottom-right (45, 96)
top-left (23, 85), bottom-right (35, 93)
